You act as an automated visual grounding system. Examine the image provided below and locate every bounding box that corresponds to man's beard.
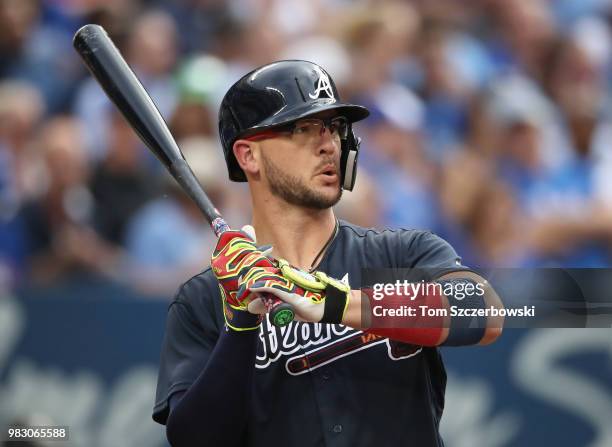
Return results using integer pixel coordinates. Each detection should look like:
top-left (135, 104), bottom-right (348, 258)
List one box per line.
top-left (261, 152), bottom-right (342, 209)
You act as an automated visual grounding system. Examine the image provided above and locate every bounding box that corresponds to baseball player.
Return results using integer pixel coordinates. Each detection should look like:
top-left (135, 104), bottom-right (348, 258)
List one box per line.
top-left (153, 60), bottom-right (503, 447)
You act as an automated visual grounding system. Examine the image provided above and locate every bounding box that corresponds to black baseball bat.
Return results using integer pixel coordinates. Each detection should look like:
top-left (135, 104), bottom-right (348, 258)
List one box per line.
top-left (73, 24), bottom-right (294, 327)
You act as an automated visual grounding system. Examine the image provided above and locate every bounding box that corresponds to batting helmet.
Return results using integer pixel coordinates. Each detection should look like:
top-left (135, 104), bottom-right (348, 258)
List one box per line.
top-left (218, 60), bottom-right (370, 191)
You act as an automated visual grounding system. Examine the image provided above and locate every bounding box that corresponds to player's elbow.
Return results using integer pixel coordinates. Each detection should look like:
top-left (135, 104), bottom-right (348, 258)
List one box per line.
top-left (479, 326), bottom-right (502, 345)
top-left (480, 301), bottom-right (504, 345)
top-left (479, 283), bottom-right (504, 345)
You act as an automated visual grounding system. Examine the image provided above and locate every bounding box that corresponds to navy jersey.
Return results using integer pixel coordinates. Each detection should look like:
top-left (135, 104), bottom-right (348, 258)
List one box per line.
top-left (154, 220), bottom-right (466, 446)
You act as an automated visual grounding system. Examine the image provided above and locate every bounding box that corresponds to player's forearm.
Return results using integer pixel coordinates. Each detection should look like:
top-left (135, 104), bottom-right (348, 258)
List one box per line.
top-left (165, 329), bottom-right (258, 447)
top-left (341, 272), bottom-right (503, 346)
top-left (341, 290), bottom-right (369, 329)
top-left (340, 290), bottom-right (447, 345)
top-left (436, 270), bottom-right (504, 345)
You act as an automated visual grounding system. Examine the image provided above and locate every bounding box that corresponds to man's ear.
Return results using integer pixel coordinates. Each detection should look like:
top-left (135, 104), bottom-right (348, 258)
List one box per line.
top-left (233, 139), bottom-right (260, 178)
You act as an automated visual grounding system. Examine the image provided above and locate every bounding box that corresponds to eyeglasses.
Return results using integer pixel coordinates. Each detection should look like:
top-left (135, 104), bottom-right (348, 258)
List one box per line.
top-left (245, 116), bottom-right (349, 146)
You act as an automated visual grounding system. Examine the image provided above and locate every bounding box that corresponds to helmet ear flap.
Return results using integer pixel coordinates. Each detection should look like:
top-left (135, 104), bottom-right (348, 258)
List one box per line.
top-left (340, 125), bottom-right (360, 191)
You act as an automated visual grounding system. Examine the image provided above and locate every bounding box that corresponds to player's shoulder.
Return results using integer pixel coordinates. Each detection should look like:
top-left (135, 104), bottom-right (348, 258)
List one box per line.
top-left (338, 219), bottom-right (445, 248)
top-left (167, 267), bottom-right (223, 331)
top-left (172, 266), bottom-right (220, 308)
top-left (337, 220), bottom-right (460, 268)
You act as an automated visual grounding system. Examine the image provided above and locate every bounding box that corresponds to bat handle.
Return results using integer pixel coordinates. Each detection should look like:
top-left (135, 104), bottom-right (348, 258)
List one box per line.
top-left (212, 218), bottom-right (296, 327)
top-left (261, 293), bottom-right (296, 327)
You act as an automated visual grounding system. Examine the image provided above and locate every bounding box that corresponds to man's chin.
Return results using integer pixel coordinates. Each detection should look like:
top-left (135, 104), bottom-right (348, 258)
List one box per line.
top-left (310, 186), bottom-right (343, 209)
top-left (265, 167), bottom-right (342, 209)
top-left (284, 185), bottom-right (341, 210)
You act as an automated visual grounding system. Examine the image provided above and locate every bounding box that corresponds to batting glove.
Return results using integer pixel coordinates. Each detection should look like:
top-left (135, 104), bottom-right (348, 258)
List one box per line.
top-left (211, 225), bottom-right (274, 331)
top-left (239, 259), bottom-right (351, 324)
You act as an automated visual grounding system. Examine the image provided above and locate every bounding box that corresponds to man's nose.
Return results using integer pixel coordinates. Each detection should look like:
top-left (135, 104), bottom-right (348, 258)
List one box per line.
top-left (317, 130), bottom-right (338, 155)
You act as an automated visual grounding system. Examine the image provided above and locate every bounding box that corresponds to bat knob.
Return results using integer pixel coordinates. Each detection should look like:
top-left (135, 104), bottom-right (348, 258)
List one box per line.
top-left (270, 303), bottom-right (295, 327)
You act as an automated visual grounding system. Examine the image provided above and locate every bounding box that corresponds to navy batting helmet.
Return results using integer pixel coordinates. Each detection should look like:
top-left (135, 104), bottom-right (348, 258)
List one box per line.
top-left (218, 60), bottom-right (369, 191)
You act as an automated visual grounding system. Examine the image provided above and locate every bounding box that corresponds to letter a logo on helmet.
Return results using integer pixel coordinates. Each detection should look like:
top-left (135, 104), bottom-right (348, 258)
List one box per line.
top-left (309, 66), bottom-right (335, 100)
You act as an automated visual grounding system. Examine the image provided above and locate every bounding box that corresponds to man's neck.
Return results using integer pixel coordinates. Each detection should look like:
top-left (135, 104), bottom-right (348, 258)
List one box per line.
top-left (251, 196), bottom-right (337, 271)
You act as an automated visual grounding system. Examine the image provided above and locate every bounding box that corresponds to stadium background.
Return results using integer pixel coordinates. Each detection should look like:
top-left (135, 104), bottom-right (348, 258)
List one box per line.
top-left (0, 0), bottom-right (611, 446)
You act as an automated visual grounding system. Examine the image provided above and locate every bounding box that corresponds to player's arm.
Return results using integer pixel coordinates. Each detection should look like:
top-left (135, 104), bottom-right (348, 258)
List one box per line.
top-left (245, 230), bottom-right (503, 347)
top-left (349, 230), bottom-right (504, 346)
top-left (158, 229), bottom-right (271, 447)
top-left (165, 328), bottom-right (258, 447)
top-left (246, 265), bottom-right (502, 347)
top-left (342, 270), bottom-right (503, 346)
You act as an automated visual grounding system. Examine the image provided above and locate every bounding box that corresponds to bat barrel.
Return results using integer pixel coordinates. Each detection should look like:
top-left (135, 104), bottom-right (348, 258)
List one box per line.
top-left (73, 24), bottom-right (222, 227)
top-left (74, 25), bottom-right (173, 167)
top-left (73, 24), bottom-right (294, 326)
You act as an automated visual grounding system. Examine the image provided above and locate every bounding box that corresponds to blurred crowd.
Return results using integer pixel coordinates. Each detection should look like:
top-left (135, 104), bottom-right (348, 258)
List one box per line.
top-left (2, 0), bottom-right (612, 297)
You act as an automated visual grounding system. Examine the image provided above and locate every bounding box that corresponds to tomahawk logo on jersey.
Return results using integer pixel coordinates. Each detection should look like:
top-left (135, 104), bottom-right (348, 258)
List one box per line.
top-left (256, 317), bottom-right (422, 374)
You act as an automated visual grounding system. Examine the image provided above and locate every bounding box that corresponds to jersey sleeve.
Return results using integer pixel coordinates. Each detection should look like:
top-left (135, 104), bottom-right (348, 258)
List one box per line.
top-left (402, 230), bottom-right (468, 277)
top-left (153, 274), bottom-right (222, 424)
